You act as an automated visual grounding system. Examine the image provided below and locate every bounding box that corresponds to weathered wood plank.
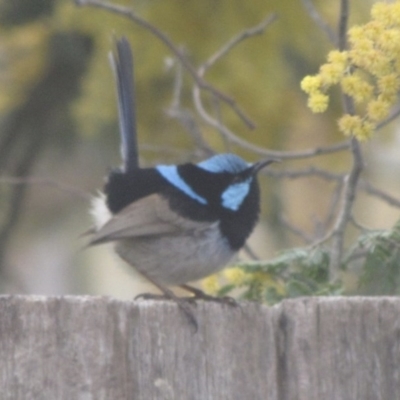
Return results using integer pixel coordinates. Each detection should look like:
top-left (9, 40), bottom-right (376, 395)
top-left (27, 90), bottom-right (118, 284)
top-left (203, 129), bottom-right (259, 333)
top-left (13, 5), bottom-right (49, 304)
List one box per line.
top-left (0, 296), bottom-right (399, 399)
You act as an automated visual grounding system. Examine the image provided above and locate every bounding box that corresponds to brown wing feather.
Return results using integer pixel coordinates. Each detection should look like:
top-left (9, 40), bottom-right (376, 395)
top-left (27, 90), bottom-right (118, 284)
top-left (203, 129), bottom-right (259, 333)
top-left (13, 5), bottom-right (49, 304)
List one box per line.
top-left (89, 193), bottom-right (212, 245)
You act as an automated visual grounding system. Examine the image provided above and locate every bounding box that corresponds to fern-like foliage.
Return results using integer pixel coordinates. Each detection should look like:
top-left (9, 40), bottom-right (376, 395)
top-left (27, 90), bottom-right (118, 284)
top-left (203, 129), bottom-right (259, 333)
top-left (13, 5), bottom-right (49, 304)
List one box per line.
top-left (218, 247), bottom-right (342, 304)
top-left (352, 220), bottom-right (400, 295)
top-left (216, 220), bottom-right (400, 303)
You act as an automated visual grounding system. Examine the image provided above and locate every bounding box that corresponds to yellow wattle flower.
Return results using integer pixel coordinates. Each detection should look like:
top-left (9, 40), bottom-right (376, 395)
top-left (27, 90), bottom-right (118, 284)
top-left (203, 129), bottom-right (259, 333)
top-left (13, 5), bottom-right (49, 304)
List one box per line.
top-left (202, 275), bottom-right (220, 295)
top-left (224, 267), bottom-right (247, 286)
top-left (307, 92), bottom-right (329, 113)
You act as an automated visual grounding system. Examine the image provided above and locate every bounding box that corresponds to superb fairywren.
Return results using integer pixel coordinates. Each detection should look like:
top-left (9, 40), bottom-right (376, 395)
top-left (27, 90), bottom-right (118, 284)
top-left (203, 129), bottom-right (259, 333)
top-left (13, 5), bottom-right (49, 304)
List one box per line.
top-left (89, 37), bottom-right (274, 320)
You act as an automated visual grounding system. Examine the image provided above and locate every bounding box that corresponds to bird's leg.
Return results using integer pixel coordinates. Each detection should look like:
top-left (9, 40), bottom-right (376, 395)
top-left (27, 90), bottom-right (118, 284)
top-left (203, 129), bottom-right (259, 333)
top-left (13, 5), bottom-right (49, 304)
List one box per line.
top-left (180, 284), bottom-right (238, 306)
top-left (180, 284), bottom-right (215, 300)
top-left (135, 273), bottom-right (198, 331)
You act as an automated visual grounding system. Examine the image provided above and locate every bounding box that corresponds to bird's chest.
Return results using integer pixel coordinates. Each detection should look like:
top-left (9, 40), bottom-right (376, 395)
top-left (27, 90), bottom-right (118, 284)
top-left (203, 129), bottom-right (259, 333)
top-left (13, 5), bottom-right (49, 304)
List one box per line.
top-left (114, 223), bottom-right (235, 285)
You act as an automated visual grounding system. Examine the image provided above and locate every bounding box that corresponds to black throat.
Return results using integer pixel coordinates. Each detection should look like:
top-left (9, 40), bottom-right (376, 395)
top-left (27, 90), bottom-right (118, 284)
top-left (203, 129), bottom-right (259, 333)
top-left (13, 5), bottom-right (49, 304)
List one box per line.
top-left (176, 164), bottom-right (262, 250)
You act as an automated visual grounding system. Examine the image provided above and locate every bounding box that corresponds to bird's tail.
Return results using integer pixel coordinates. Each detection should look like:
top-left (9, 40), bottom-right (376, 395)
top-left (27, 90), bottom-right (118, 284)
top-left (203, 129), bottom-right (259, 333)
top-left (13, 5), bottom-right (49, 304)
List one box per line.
top-left (109, 37), bottom-right (139, 172)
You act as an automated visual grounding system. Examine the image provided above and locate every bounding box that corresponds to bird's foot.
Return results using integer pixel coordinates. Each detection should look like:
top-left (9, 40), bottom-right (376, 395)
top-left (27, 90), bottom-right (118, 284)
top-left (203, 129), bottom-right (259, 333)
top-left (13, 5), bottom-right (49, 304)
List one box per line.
top-left (180, 284), bottom-right (238, 307)
top-left (135, 293), bottom-right (168, 301)
top-left (135, 289), bottom-right (198, 332)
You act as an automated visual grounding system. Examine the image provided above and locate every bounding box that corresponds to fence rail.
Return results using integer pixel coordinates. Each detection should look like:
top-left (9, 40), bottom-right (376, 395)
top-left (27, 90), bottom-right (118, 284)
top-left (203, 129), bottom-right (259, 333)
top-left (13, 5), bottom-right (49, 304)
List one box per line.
top-left (0, 295), bottom-right (399, 399)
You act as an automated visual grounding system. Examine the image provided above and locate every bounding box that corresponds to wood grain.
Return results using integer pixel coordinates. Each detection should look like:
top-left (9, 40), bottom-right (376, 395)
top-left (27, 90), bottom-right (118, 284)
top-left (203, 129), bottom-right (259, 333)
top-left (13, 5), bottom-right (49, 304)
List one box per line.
top-left (0, 296), bottom-right (399, 399)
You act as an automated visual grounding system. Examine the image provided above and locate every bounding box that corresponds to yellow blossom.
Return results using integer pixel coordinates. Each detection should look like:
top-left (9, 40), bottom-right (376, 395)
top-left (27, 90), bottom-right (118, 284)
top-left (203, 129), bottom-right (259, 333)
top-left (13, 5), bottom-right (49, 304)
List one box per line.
top-left (364, 20), bottom-right (385, 41)
top-left (378, 73), bottom-right (400, 92)
top-left (348, 44), bottom-right (392, 75)
top-left (379, 92), bottom-right (398, 104)
top-left (367, 98), bottom-right (391, 121)
top-left (395, 57), bottom-right (400, 74)
top-left (327, 50), bottom-right (348, 65)
top-left (356, 121), bottom-right (375, 141)
top-left (223, 267), bottom-right (247, 286)
top-left (202, 275), bottom-right (220, 295)
top-left (319, 62), bottom-right (345, 85)
top-left (354, 37), bottom-right (375, 53)
top-left (348, 26), bottom-right (365, 45)
top-left (340, 74), bottom-right (373, 103)
top-left (300, 75), bottom-right (322, 94)
top-left (252, 272), bottom-right (286, 295)
top-left (377, 29), bottom-right (400, 54)
top-left (363, 49), bottom-right (391, 76)
top-left (371, 2), bottom-right (398, 28)
top-left (378, 73), bottom-right (400, 101)
top-left (338, 114), bottom-right (363, 136)
top-left (307, 92), bottom-right (329, 113)
top-left (301, 0), bottom-right (400, 139)
top-left (338, 115), bottom-right (374, 140)
top-left (393, 4), bottom-right (400, 24)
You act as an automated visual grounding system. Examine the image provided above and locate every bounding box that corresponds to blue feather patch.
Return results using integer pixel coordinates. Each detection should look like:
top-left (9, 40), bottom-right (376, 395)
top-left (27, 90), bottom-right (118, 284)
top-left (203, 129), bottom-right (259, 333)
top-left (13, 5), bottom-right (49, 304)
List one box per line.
top-left (198, 154), bottom-right (249, 174)
top-left (156, 165), bottom-right (207, 205)
top-left (221, 178), bottom-right (252, 211)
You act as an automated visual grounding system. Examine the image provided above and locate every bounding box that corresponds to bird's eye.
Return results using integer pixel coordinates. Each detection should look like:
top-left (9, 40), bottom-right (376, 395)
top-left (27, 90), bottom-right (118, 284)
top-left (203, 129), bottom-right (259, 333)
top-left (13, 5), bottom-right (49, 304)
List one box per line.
top-left (231, 175), bottom-right (242, 184)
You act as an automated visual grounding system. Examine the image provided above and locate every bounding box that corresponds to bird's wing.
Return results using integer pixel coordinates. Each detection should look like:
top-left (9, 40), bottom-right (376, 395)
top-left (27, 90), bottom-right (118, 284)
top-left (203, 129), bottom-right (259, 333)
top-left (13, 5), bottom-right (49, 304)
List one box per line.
top-left (88, 193), bottom-right (213, 245)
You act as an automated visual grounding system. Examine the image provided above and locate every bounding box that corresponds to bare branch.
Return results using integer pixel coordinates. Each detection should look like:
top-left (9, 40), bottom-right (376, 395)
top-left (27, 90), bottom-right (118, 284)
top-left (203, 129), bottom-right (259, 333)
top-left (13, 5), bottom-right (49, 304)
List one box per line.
top-left (330, 138), bottom-right (363, 276)
top-left (323, 179), bottom-right (345, 231)
top-left (301, 0), bottom-right (362, 276)
top-left (279, 215), bottom-right (313, 244)
top-left (193, 84), bottom-right (351, 159)
top-left (337, 0), bottom-right (350, 51)
top-left (350, 215), bottom-right (372, 232)
top-left (360, 180), bottom-right (400, 209)
top-left (77, 0), bottom-right (353, 163)
top-left (243, 244), bottom-right (260, 261)
top-left (300, 0), bottom-right (337, 45)
top-left (165, 59), bottom-right (214, 156)
top-left (74, 0), bottom-right (256, 129)
top-left (266, 166), bottom-right (343, 181)
top-left (200, 14), bottom-right (277, 74)
top-left (376, 103), bottom-right (400, 130)
top-left (0, 176), bottom-right (91, 200)
top-left (323, 0), bottom-right (364, 278)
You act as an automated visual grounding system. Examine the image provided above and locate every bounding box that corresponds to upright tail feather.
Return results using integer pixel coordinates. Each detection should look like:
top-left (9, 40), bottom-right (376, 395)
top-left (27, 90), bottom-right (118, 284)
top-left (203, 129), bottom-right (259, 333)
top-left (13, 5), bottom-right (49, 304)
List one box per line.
top-left (109, 37), bottom-right (139, 172)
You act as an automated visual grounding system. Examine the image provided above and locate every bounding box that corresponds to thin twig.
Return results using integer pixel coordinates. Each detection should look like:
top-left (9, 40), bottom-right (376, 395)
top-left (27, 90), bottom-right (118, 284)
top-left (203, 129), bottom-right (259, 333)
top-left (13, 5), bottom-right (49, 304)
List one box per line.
top-left (328, 0), bottom-right (362, 279)
top-left (266, 166), bottom-right (343, 181)
top-left (350, 215), bottom-right (372, 232)
top-left (199, 14), bottom-right (278, 74)
top-left (0, 176), bottom-right (91, 200)
top-left (337, 0), bottom-right (349, 51)
top-left (77, 0), bottom-right (352, 161)
top-left (166, 58), bottom-right (214, 156)
top-left (279, 215), bottom-right (313, 244)
top-left (330, 136), bottom-right (363, 275)
top-left (307, 0), bottom-right (363, 277)
top-left (360, 180), bottom-right (400, 208)
top-left (344, 248), bottom-right (369, 264)
top-left (169, 54), bottom-right (184, 111)
top-left (300, 0), bottom-right (337, 45)
top-left (193, 84), bottom-right (351, 159)
top-left (74, 0), bottom-right (255, 129)
top-left (323, 179), bottom-right (345, 231)
top-left (243, 244), bottom-right (260, 260)
top-left (376, 103), bottom-right (400, 130)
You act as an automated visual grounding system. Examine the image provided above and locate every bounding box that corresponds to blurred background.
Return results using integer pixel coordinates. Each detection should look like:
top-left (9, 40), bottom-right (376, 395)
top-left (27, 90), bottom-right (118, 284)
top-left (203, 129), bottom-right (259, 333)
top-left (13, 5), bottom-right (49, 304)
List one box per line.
top-left (0, 0), bottom-right (398, 299)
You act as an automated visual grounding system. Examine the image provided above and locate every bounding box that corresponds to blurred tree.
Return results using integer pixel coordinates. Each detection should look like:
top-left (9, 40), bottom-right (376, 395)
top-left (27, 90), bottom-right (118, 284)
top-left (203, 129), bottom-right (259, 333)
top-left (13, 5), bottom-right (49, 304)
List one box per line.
top-left (0, 0), bottom-right (56, 26)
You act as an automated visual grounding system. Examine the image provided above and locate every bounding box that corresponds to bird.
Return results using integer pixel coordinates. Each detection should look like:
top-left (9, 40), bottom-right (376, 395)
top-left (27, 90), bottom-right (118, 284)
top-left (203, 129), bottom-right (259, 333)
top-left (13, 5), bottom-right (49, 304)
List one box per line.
top-left (89, 37), bottom-right (275, 327)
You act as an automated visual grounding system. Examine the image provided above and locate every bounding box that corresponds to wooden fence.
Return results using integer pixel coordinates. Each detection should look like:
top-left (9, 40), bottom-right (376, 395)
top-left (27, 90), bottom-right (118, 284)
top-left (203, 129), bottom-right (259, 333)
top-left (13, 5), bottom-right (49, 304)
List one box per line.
top-left (0, 295), bottom-right (399, 399)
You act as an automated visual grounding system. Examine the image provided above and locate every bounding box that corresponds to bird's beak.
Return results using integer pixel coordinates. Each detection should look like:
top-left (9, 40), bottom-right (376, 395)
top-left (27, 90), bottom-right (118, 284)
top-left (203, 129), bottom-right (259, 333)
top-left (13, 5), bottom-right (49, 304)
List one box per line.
top-left (251, 158), bottom-right (280, 175)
